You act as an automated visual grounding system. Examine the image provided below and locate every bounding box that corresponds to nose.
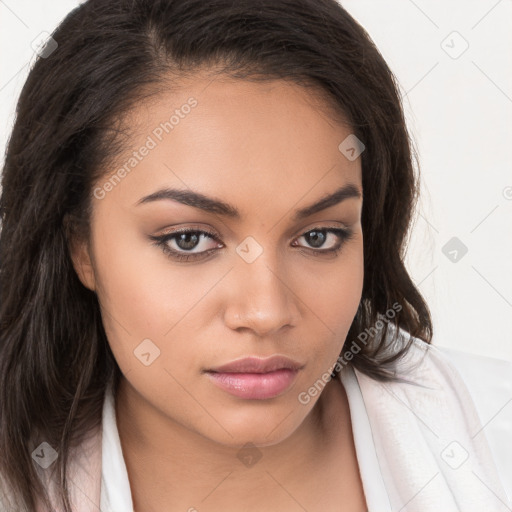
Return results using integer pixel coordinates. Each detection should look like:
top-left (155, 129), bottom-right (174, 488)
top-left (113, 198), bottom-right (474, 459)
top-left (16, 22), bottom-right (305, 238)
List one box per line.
top-left (223, 253), bottom-right (300, 337)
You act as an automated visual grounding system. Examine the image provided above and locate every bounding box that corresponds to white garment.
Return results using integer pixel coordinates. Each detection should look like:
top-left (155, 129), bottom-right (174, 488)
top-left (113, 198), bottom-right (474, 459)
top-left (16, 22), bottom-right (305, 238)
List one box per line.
top-left (100, 340), bottom-right (512, 512)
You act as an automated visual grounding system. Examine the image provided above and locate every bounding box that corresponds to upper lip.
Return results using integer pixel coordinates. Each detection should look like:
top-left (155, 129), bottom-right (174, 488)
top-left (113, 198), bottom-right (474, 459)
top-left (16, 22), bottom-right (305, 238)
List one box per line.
top-left (207, 355), bottom-right (304, 374)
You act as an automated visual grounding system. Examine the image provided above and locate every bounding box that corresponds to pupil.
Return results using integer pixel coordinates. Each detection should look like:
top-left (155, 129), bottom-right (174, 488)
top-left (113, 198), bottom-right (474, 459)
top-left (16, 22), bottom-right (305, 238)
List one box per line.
top-left (307, 230), bottom-right (325, 248)
top-left (177, 232), bottom-right (199, 250)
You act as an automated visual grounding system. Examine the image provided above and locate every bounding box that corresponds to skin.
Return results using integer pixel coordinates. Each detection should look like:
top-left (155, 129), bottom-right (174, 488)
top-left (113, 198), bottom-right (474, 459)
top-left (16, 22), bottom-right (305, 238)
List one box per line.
top-left (70, 72), bottom-right (366, 511)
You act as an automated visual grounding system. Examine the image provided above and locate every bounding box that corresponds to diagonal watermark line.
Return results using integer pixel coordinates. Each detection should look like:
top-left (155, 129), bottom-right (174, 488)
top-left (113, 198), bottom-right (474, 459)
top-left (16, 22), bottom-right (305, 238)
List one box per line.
top-left (406, 0), bottom-right (439, 28)
top-left (163, 367), bottom-right (234, 438)
top-left (415, 266), bottom-right (438, 287)
top-left (402, 62), bottom-right (439, 99)
top-left (197, 77), bottom-right (215, 97)
top-left (471, 397), bottom-right (512, 439)
top-left (200, 470), bottom-right (235, 503)
top-left (470, 204), bottom-right (499, 233)
top-left (162, 266), bottom-right (234, 336)
top-left (419, 212), bottom-right (439, 234)
top-left (265, 265), bottom-right (335, 334)
top-left (471, 0), bottom-right (503, 30)
top-left (398, 472), bottom-right (440, 512)
top-left (472, 61), bottom-right (512, 104)
top-left (382, 385), bottom-right (439, 438)
top-left (97, 297), bottom-right (132, 337)
top-left (163, 162), bottom-right (189, 188)
top-left (471, 265), bottom-right (512, 307)
top-left (471, 470), bottom-right (512, 511)
top-left (0, 62), bottom-right (28, 92)
top-left (0, 0), bottom-right (29, 28)
top-left (265, 408), bottom-right (295, 439)
top-left (265, 470), bottom-right (310, 511)
top-left (66, 474), bottom-right (102, 511)
top-left (265, 164), bottom-right (337, 234)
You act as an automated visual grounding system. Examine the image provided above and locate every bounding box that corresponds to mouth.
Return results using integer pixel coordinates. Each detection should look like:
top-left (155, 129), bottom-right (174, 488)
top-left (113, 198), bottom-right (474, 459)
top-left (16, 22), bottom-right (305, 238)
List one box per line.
top-left (204, 355), bottom-right (304, 400)
top-left (206, 354), bottom-right (304, 374)
top-left (204, 368), bottom-right (301, 400)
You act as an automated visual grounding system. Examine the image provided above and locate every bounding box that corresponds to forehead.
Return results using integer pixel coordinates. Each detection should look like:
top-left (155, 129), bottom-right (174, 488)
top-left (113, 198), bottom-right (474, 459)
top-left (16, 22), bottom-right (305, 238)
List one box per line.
top-left (97, 74), bottom-right (362, 217)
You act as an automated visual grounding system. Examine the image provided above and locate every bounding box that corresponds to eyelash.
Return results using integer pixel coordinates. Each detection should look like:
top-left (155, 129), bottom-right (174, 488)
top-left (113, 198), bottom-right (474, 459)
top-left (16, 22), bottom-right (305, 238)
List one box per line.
top-left (149, 226), bottom-right (355, 263)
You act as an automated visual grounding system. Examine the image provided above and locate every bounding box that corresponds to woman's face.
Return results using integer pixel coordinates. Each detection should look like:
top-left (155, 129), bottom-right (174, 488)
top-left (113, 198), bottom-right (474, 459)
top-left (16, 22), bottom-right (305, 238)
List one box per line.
top-left (72, 74), bottom-right (364, 447)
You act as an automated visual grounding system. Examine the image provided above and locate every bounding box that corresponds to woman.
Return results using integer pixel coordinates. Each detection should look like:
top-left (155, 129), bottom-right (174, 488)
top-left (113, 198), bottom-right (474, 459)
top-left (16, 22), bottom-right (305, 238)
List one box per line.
top-left (0, 0), bottom-right (510, 511)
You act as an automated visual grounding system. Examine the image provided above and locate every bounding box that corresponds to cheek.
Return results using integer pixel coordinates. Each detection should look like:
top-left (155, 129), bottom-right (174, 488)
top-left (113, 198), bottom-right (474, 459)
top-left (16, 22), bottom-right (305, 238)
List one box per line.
top-left (292, 241), bottom-right (364, 373)
top-left (89, 220), bottom-right (231, 375)
top-left (294, 241), bottom-right (364, 330)
top-left (91, 210), bottom-right (206, 322)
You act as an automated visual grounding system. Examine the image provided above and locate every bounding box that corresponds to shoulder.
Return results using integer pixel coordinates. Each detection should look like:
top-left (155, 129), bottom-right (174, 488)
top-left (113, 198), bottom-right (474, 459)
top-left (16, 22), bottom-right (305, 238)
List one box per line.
top-left (411, 342), bottom-right (512, 440)
top-left (433, 344), bottom-right (512, 401)
top-left (350, 332), bottom-right (512, 510)
top-left (396, 337), bottom-right (512, 445)
top-left (432, 344), bottom-right (512, 410)
top-left (402, 338), bottom-right (512, 504)
top-left (430, 344), bottom-right (512, 501)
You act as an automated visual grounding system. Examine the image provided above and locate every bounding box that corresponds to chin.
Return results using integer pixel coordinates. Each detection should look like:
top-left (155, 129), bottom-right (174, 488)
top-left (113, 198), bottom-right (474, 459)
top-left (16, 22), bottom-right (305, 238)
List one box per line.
top-left (203, 408), bottom-right (302, 448)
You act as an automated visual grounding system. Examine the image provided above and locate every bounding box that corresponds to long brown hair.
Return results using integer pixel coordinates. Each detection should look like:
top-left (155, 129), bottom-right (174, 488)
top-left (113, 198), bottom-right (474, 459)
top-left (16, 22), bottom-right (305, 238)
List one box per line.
top-left (0, 0), bottom-right (432, 510)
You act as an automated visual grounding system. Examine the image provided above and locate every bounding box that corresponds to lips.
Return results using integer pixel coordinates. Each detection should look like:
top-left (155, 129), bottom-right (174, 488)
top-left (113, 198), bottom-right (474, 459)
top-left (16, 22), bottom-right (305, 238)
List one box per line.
top-left (204, 355), bottom-right (304, 400)
top-left (206, 355), bottom-right (304, 374)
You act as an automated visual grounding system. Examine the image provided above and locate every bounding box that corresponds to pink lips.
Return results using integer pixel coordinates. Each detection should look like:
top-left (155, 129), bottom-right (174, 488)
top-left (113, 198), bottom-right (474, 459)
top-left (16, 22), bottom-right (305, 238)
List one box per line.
top-left (204, 355), bottom-right (303, 400)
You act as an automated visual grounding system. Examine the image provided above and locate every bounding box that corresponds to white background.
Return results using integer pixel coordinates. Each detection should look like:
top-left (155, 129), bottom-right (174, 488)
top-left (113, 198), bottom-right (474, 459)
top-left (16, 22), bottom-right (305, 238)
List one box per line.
top-left (1, 0), bottom-right (511, 361)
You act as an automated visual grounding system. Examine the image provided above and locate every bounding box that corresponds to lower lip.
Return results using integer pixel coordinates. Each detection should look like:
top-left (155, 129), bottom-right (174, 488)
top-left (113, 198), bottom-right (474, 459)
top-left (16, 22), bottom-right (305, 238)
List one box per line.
top-left (205, 369), bottom-right (299, 400)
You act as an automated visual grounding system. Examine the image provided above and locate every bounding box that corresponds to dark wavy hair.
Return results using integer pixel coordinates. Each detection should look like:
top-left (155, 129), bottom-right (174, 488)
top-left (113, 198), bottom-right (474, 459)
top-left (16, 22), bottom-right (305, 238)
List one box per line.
top-left (0, 0), bottom-right (432, 510)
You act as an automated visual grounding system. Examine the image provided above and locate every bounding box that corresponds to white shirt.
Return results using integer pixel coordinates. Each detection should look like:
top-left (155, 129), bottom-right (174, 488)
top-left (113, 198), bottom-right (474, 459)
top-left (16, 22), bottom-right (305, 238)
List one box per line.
top-left (99, 344), bottom-right (512, 512)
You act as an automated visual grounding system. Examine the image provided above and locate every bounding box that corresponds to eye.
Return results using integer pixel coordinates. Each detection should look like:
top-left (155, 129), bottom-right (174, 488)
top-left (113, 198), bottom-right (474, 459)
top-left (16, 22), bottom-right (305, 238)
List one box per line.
top-left (150, 226), bottom-right (354, 263)
top-left (149, 228), bottom-right (222, 262)
top-left (292, 227), bottom-right (354, 254)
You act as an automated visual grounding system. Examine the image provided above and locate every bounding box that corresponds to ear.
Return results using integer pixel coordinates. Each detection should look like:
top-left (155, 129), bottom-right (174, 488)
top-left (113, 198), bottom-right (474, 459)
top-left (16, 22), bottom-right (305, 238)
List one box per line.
top-left (69, 239), bottom-right (96, 291)
top-left (64, 215), bottom-right (96, 292)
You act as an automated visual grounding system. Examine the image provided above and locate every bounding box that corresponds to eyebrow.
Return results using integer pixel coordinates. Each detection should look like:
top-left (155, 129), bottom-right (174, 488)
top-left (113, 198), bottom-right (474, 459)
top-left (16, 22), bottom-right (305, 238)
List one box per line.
top-left (136, 183), bottom-right (361, 221)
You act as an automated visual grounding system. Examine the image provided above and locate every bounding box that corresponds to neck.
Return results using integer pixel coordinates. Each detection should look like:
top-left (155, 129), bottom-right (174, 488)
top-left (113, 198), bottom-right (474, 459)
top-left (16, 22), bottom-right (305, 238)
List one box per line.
top-left (115, 374), bottom-right (352, 511)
